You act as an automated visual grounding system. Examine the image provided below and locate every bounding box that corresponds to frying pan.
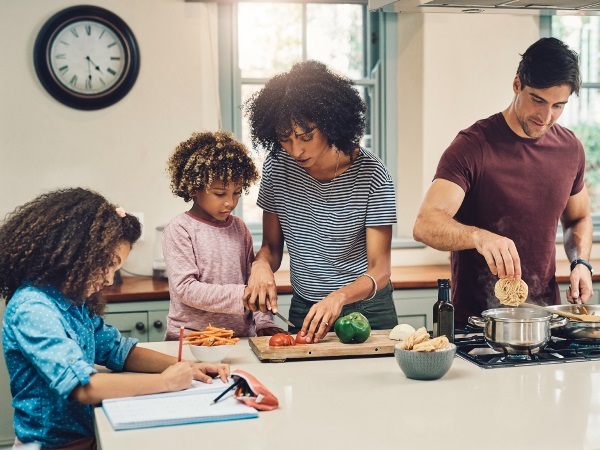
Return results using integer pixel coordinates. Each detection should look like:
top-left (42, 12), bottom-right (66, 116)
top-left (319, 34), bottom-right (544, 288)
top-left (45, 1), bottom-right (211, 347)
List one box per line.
top-left (551, 304), bottom-right (600, 340)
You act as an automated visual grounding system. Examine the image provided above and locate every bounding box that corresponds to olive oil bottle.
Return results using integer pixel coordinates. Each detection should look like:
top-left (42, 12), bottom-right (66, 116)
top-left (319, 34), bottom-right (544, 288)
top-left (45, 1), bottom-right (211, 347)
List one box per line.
top-left (433, 278), bottom-right (454, 343)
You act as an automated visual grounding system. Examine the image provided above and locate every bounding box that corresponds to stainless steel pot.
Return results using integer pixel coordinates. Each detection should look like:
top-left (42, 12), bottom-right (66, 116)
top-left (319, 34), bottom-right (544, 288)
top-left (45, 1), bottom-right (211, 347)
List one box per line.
top-left (468, 308), bottom-right (568, 354)
top-left (551, 304), bottom-right (600, 340)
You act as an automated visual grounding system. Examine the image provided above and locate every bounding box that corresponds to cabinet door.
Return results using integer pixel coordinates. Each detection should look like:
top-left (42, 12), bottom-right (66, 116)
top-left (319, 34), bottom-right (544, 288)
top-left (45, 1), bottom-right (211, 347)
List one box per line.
top-left (393, 289), bottom-right (437, 331)
top-left (148, 309), bottom-right (169, 342)
top-left (0, 301), bottom-right (15, 445)
top-left (104, 312), bottom-right (149, 342)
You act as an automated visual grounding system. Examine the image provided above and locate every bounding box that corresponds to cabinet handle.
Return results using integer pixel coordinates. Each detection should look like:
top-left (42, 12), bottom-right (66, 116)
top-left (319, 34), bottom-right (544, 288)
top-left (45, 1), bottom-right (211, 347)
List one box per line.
top-left (153, 320), bottom-right (163, 329)
top-left (135, 322), bottom-right (146, 331)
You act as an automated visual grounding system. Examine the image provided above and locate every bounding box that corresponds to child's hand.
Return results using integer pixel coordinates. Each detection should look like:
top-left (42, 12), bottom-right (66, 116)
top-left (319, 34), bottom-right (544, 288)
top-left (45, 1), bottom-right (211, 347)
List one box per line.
top-left (160, 361), bottom-right (193, 392)
top-left (192, 362), bottom-right (230, 383)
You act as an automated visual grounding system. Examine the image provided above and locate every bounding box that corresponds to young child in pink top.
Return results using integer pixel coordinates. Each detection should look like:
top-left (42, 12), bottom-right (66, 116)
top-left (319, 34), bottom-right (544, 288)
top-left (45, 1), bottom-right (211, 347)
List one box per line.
top-left (163, 131), bottom-right (284, 339)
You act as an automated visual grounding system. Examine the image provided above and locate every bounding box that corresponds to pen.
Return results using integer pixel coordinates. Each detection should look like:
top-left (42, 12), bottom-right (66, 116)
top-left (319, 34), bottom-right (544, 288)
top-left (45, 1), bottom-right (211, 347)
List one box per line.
top-left (177, 326), bottom-right (184, 362)
top-left (210, 378), bottom-right (242, 405)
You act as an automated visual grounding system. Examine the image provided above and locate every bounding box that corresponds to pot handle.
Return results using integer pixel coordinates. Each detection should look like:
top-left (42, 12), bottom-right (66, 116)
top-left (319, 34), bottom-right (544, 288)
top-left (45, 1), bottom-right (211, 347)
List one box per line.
top-left (468, 316), bottom-right (485, 328)
top-left (549, 315), bottom-right (569, 328)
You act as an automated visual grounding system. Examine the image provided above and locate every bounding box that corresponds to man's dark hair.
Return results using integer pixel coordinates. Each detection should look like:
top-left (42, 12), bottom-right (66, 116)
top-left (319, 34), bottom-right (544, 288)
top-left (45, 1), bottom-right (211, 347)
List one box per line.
top-left (517, 37), bottom-right (581, 95)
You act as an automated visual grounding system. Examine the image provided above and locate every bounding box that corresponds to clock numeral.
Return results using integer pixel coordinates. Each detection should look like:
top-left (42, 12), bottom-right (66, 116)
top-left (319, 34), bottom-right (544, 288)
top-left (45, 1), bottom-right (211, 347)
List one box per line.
top-left (85, 77), bottom-right (92, 90)
top-left (58, 65), bottom-right (69, 74)
top-left (69, 75), bottom-right (78, 87)
top-left (99, 78), bottom-right (106, 86)
top-left (85, 25), bottom-right (91, 36)
top-left (59, 40), bottom-right (69, 46)
top-left (107, 42), bottom-right (117, 48)
top-left (70, 27), bottom-right (79, 38)
top-left (107, 68), bottom-right (117, 76)
top-left (110, 57), bottom-right (121, 61)
top-left (99, 29), bottom-right (106, 39)
top-left (55, 54), bottom-right (66, 60)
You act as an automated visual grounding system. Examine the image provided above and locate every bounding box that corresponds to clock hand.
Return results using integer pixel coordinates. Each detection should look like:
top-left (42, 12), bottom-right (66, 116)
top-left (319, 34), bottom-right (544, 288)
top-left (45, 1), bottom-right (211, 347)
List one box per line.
top-left (86, 56), bottom-right (103, 74)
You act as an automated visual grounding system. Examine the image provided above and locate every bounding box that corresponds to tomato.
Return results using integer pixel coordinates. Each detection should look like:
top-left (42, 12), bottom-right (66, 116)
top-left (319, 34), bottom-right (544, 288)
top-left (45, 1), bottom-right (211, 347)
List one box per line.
top-left (269, 334), bottom-right (285, 346)
top-left (295, 333), bottom-right (310, 344)
top-left (269, 333), bottom-right (296, 347)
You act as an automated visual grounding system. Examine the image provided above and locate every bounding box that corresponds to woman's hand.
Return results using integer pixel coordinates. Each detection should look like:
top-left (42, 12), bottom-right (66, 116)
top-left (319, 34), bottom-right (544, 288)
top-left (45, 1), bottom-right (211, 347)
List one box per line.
top-left (300, 291), bottom-right (346, 344)
top-left (243, 260), bottom-right (278, 314)
top-left (191, 362), bottom-right (230, 383)
top-left (160, 361), bottom-right (194, 392)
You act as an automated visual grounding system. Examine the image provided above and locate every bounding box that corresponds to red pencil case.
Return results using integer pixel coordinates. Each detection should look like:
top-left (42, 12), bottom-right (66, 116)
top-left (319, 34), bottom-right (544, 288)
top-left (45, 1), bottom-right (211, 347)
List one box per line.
top-left (231, 369), bottom-right (279, 411)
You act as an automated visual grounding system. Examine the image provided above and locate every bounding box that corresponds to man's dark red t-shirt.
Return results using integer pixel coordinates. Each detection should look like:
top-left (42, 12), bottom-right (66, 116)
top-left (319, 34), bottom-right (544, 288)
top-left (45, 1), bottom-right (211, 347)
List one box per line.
top-left (435, 112), bottom-right (585, 327)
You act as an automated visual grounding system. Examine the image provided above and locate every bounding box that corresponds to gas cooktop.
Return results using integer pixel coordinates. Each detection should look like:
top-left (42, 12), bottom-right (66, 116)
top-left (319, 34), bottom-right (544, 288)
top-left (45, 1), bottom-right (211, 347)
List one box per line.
top-left (454, 327), bottom-right (600, 369)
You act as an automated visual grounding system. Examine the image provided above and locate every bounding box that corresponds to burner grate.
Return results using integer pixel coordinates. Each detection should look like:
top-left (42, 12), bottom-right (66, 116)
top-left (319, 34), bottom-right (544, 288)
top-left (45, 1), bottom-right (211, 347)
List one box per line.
top-left (454, 332), bottom-right (600, 368)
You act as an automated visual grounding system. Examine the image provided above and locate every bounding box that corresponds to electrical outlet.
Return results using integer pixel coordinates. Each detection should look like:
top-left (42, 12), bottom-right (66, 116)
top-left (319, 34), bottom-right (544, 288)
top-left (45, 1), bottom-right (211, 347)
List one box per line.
top-left (130, 211), bottom-right (145, 241)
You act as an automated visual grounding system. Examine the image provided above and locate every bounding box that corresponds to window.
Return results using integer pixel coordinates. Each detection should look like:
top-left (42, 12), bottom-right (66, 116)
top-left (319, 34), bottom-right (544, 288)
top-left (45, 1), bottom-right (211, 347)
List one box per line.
top-left (545, 16), bottom-right (600, 215)
top-left (218, 2), bottom-right (398, 236)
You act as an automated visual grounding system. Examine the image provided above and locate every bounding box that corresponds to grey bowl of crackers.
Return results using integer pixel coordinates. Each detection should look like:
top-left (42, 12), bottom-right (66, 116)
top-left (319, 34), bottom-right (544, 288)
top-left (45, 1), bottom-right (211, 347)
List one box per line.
top-left (394, 327), bottom-right (456, 380)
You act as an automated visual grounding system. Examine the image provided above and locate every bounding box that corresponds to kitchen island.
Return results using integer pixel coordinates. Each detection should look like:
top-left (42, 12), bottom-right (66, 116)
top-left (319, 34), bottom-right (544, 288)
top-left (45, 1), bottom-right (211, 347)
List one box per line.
top-left (94, 339), bottom-right (600, 450)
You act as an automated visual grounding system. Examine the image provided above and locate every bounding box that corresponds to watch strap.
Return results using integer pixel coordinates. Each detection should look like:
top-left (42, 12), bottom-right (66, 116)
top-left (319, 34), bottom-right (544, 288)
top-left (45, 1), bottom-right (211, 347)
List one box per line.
top-left (570, 259), bottom-right (594, 276)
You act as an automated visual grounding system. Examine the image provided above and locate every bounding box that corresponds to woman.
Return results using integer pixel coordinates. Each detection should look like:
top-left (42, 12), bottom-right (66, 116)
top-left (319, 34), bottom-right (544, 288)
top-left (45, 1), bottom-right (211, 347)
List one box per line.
top-left (242, 60), bottom-right (398, 343)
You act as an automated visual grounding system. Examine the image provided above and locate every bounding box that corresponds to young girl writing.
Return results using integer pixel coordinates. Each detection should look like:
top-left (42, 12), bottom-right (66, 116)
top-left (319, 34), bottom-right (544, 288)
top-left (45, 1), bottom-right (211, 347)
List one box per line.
top-left (163, 131), bottom-right (285, 340)
top-left (0, 188), bottom-right (229, 449)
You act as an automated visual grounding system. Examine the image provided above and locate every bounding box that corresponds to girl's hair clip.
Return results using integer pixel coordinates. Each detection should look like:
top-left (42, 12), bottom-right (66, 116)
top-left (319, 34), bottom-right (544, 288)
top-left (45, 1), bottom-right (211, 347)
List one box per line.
top-left (115, 207), bottom-right (126, 218)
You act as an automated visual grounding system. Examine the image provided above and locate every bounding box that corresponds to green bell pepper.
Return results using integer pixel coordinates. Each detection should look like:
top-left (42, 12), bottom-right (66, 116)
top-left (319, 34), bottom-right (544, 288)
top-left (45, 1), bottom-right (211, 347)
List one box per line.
top-left (334, 312), bottom-right (371, 344)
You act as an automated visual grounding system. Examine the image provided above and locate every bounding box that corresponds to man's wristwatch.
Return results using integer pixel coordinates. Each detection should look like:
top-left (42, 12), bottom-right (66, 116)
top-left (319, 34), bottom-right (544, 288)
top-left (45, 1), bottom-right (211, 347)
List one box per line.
top-left (570, 259), bottom-right (594, 276)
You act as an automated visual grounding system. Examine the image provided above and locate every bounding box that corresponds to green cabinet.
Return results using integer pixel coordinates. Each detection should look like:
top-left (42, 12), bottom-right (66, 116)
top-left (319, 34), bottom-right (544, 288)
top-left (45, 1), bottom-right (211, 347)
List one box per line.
top-left (393, 288), bottom-right (437, 331)
top-left (104, 300), bottom-right (170, 342)
top-left (0, 301), bottom-right (14, 445)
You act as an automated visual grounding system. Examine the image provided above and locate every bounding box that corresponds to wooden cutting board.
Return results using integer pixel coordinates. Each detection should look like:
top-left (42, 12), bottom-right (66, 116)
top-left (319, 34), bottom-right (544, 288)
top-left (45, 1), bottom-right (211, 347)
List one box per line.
top-left (249, 330), bottom-right (396, 362)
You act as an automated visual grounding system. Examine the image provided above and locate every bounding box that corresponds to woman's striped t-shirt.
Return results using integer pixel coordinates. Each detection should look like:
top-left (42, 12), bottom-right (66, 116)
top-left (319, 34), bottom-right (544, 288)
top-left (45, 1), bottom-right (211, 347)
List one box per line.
top-left (257, 148), bottom-right (397, 303)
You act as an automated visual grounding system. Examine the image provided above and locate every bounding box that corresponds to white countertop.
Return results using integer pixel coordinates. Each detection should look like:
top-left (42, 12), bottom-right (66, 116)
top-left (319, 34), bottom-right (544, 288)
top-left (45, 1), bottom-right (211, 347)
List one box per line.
top-left (94, 340), bottom-right (600, 450)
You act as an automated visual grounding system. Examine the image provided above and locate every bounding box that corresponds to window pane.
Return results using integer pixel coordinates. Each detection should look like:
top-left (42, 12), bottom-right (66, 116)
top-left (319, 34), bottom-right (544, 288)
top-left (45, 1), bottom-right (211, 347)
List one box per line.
top-left (553, 17), bottom-right (600, 211)
top-left (552, 16), bottom-right (600, 84)
top-left (306, 4), bottom-right (364, 79)
top-left (238, 4), bottom-right (303, 79)
top-left (241, 83), bottom-right (266, 223)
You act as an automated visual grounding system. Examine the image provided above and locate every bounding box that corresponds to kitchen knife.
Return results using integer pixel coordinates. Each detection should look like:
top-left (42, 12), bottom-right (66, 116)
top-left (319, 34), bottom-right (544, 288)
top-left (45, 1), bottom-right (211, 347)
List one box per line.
top-left (273, 311), bottom-right (295, 328)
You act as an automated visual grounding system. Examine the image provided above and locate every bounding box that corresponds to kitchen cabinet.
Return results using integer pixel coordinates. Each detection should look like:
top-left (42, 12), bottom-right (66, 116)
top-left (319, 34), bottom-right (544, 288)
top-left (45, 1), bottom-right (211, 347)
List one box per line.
top-left (393, 288), bottom-right (437, 330)
top-left (0, 301), bottom-right (14, 446)
top-left (104, 300), bottom-right (170, 343)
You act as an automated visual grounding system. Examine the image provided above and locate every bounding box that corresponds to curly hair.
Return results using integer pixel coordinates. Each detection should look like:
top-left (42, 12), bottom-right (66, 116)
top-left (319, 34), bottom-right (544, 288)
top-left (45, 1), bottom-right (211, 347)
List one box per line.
top-left (167, 130), bottom-right (259, 202)
top-left (0, 188), bottom-right (141, 315)
top-left (243, 60), bottom-right (366, 158)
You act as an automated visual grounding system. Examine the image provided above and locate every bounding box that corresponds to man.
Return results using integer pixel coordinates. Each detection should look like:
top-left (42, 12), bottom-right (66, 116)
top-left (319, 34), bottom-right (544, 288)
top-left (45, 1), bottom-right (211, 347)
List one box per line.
top-left (413, 37), bottom-right (593, 327)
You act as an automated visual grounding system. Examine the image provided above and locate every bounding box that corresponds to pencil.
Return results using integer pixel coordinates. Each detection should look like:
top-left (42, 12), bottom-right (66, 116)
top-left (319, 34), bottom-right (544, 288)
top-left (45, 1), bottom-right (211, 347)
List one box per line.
top-left (177, 326), bottom-right (184, 362)
top-left (210, 378), bottom-right (242, 405)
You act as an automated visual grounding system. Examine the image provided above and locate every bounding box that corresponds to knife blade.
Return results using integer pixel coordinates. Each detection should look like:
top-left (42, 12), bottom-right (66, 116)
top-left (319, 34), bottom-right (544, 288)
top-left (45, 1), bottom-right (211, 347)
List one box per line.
top-left (273, 311), bottom-right (295, 328)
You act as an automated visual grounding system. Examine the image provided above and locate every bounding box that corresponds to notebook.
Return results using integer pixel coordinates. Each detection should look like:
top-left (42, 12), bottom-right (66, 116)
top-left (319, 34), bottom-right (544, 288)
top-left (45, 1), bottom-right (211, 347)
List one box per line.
top-left (101, 379), bottom-right (259, 431)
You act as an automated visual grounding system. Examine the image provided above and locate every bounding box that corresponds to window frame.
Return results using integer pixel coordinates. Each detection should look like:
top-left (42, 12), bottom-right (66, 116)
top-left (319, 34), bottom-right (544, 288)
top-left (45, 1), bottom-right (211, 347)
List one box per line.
top-left (542, 15), bottom-right (600, 242)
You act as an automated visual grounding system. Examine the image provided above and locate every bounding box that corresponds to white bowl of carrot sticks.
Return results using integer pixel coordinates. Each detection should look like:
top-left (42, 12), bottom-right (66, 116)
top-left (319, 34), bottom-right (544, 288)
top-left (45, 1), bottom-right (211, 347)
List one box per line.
top-left (185, 325), bottom-right (239, 363)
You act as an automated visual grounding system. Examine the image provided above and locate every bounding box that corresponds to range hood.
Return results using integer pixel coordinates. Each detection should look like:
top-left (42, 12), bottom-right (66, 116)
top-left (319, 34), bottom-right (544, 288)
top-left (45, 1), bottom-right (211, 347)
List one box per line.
top-left (369, 0), bottom-right (600, 14)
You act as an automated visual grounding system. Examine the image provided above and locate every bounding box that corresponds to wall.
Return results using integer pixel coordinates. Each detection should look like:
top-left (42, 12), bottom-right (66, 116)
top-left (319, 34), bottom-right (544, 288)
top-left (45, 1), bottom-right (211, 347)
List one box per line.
top-left (0, 0), bottom-right (219, 276)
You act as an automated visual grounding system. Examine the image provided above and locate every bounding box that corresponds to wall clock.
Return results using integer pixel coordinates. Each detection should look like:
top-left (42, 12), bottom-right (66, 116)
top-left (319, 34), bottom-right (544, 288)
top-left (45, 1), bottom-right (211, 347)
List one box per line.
top-left (34, 5), bottom-right (140, 110)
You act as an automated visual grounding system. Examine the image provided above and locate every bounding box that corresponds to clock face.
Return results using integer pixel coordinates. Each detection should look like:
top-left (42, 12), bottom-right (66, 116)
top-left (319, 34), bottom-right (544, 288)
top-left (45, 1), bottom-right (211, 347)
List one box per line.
top-left (49, 20), bottom-right (127, 95)
top-left (34, 6), bottom-right (140, 110)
